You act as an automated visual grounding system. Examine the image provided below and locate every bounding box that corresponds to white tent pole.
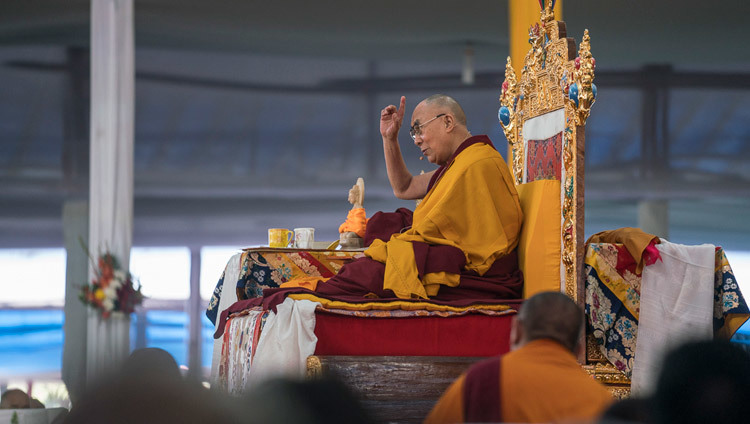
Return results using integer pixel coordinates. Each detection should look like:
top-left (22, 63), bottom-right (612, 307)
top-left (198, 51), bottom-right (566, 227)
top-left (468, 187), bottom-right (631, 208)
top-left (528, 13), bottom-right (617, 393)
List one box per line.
top-left (86, 0), bottom-right (135, 386)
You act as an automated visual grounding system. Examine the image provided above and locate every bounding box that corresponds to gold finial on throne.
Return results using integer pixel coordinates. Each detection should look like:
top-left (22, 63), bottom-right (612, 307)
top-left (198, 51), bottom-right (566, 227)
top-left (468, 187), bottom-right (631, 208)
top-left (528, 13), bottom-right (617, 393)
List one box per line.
top-left (498, 1), bottom-right (597, 298)
top-left (568, 30), bottom-right (597, 126)
top-left (540, 1), bottom-right (555, 25)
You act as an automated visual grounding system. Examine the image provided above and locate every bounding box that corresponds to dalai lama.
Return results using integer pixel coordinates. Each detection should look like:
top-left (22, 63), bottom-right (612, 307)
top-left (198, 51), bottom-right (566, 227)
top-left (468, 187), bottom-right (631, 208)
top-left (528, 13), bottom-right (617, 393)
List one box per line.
top-left (283, 94), bottom-right (524, 302)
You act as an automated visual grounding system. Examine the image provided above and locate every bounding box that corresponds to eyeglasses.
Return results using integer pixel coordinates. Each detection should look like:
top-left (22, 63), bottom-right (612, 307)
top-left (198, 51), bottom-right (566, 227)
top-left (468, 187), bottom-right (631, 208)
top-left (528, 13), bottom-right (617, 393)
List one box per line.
top-left (409, 114), bottom-right (446, 140)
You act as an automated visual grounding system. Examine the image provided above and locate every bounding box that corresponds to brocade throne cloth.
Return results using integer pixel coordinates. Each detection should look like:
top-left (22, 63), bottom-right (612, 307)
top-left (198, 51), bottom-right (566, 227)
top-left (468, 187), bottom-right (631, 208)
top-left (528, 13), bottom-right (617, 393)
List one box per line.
top-left (585, 243), bottom-right (749, 378)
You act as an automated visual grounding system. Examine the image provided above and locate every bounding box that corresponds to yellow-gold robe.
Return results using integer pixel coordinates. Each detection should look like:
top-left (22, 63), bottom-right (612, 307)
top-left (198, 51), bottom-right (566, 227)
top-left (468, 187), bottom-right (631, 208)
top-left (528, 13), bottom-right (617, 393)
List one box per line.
top-left (365, 136), bottom-right (523, 299)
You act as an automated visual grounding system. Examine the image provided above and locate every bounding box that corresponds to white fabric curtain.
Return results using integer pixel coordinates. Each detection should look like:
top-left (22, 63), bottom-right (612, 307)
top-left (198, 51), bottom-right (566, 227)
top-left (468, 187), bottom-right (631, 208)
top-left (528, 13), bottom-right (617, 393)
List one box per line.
top-left (247, 298), bottom-right (319, 388)
top-left (86, 0), bottom-right (135, 386)
top-left (631, 240), bottom-right (715, 395)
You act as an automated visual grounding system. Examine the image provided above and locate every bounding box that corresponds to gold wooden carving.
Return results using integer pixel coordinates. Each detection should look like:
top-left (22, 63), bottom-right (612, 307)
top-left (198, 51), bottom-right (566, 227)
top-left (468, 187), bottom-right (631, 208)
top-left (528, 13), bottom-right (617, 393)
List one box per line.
top-left (583, 363), bottom-right (632, 399)
top-left (608, 387), bottom-right (633, 400)
top-left (306, 355), bottom-right (322, 379)
top-left (499, 57), bottom-right (521, 181)
top-left (499, 3), bottom-right (596, 302)
top-left (586, 333), bottom-right (607, 363)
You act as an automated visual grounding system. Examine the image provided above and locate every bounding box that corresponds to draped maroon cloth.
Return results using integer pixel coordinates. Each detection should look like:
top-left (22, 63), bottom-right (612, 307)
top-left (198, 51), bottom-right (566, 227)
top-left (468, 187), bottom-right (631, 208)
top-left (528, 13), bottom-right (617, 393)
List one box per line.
top-left (214, 284), bottom-right (523, 339)
top-left (315, 248), bottom-right (521, 300)
top-left (363, 207), bottom-right (413, 247)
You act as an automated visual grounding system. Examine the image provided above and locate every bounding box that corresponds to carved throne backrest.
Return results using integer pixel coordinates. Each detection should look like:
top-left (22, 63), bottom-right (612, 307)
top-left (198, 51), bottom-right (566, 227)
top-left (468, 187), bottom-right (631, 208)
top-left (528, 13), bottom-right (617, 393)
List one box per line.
top-left (499, 4), bottom-right (596, 303)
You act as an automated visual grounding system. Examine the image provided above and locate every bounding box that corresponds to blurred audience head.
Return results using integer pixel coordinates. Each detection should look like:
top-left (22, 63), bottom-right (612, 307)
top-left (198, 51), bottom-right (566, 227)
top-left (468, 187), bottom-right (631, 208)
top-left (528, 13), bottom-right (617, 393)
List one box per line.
top-left (65, 376), bottom-right (247, 423)
top-left (66, 347), bottom-right (241, 423)
top-left (242, 376), bottom-right (373, 424)
top-left (120, 347), bottom-right (183, 384)
top-left (0, 389), bottom-right (31, 409)
top-left (599, 396), bottom-right (654, 423)
top-left (653, 340), bottom-right (750, 424)
top-left (29, 397), bottom-right (45, 409)
top-left (68, 363), bottom-right (372, 424)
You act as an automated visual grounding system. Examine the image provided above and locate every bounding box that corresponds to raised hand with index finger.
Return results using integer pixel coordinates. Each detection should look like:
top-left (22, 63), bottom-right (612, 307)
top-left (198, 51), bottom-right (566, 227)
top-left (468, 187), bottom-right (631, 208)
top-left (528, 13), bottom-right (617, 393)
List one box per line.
top-left (380, 96), bottom-right (406, 142)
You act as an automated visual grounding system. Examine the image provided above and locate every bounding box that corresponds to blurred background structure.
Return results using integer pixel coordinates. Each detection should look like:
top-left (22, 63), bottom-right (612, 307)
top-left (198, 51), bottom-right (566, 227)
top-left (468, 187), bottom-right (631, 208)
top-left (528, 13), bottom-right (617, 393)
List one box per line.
top-left (1, 0), bottom-right (749, 400)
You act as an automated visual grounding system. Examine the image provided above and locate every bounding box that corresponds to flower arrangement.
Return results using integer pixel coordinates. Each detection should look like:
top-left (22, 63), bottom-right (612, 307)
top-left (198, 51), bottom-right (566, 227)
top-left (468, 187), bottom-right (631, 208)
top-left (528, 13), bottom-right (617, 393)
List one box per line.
top-left (80, 251), bottom-right (144, 319)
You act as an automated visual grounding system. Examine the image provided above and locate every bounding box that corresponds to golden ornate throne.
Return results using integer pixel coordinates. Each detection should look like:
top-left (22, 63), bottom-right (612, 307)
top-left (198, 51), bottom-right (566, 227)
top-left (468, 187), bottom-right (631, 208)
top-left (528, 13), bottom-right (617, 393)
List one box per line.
top-left (500, 4), bottom-right (592, 302)
top-left (499, 4), bottom-right (630, 396)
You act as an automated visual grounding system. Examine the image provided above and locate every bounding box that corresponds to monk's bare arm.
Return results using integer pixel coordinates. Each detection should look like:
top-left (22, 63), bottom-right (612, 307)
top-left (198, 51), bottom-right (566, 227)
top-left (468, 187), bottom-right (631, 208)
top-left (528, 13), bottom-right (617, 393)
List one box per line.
top-left (380, 96), bottom-right (435, 200)
top-left (382, 137), bottom-right (434, 199)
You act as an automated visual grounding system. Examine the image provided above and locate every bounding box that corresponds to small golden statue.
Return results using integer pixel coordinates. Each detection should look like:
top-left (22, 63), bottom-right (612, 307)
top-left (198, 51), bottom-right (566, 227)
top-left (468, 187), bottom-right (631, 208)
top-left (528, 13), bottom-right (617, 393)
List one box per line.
top-left (339, 178), bottom-right (367, 249)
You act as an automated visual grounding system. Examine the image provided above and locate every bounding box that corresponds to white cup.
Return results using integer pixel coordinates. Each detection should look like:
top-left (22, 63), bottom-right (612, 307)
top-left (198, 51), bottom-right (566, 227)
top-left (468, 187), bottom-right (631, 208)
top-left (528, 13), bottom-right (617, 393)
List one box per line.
top-left (294, 227), bottom-right (315, 249)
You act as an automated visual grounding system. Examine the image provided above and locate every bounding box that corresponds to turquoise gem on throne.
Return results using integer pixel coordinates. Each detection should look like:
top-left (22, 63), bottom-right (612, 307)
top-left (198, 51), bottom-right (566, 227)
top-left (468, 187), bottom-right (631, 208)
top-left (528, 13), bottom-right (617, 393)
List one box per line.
top-left (498, 106), bottom-right (511, 126)
top-left (568, 83), bottom-right (579, 107)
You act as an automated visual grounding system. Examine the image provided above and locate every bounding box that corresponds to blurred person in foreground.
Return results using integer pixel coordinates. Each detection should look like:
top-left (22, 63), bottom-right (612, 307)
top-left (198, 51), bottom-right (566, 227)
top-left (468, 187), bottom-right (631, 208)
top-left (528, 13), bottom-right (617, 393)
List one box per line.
top-left (0, 388), bottom-right (40, 409)
top-left (425, 291), bottom-right (613, 423)
top-left (241, 376), bottom-right (373, 424)
top-left (67, 347), bottom-right (373, 424)
top-left (66, 347), bottom-right (249, 423)
top-left (598, 396), bottom-right (654, 424)
top-left (651, 340), bottom-right (750, 424)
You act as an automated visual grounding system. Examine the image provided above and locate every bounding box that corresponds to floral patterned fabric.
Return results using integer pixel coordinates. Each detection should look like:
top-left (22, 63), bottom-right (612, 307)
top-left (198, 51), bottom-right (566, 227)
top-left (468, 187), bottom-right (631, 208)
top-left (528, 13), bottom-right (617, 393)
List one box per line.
top-left (235, 249), bottom-right (358, 300)
top-left (585, 243), bottom-right (749, 378)
top-left (205, 270), bottom-right (225, 325)
top-left (713, 249), bottom-right (750, 334)
top-left (206, 249), bottom-right (359, 325)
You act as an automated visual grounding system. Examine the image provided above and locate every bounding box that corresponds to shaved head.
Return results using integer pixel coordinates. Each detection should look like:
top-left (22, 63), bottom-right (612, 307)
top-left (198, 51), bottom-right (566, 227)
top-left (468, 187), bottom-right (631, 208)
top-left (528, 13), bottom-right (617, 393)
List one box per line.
top-left (516, 291), bottom-right (583, 352)
top-left (420, 94), bottom-right (467, 126)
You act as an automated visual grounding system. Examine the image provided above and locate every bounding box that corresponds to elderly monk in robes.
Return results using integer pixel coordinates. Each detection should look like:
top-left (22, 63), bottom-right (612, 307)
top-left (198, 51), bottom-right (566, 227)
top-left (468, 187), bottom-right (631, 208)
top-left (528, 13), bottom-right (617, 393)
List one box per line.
top-left (217, 94), bottom-right (524, 329)
top-left (424, 292), bottom-right (613, 424)
top-left (306, 94), bottom-right (524, 302)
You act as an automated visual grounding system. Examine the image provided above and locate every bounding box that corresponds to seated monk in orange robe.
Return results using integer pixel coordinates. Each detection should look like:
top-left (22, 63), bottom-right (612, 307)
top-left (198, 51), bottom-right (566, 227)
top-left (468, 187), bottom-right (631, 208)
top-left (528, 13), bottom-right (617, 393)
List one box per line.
top-left (287, 94), bottom-right (523, 300)
top-left (424, 292), bottom-right (614, 424)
